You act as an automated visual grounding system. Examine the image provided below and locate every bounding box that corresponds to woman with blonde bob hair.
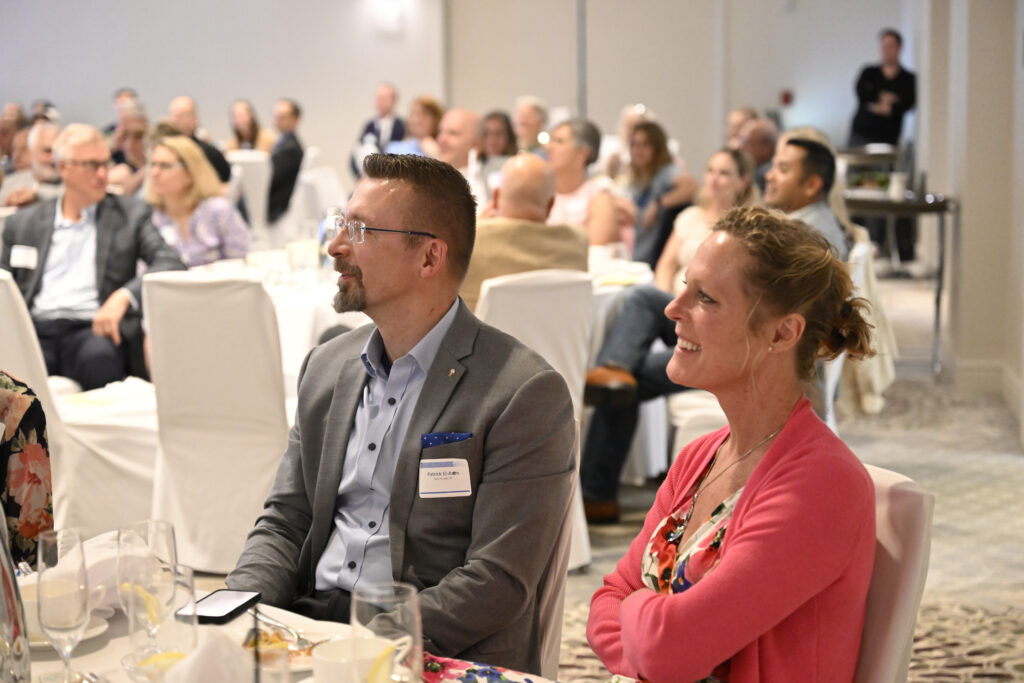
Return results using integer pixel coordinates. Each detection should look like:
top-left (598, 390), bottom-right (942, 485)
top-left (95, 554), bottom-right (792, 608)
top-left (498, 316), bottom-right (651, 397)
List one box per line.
top-left (588, 206), bottom-right (877, 682)
top-left (145, 135), bottom-right (249, 266)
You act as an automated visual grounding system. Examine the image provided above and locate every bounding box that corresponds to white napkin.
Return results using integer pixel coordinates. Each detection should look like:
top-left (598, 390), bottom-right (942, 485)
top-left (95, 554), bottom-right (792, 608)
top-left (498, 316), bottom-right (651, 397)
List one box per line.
top-left (18, 530), bottom-right (121, 618)
top-left (165, 629), bottom-right (254, 683)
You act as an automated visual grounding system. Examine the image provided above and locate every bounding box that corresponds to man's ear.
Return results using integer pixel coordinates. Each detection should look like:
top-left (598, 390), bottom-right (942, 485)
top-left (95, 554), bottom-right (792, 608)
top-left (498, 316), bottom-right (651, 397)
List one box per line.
top-left (420, 238), bottom-right (448, 279)
top-left (801, 173), bottom-right (824, 202)
top-left (769, 312), bottom-right (805, 352)
top-left (492, 187), bottom-right (501, 211)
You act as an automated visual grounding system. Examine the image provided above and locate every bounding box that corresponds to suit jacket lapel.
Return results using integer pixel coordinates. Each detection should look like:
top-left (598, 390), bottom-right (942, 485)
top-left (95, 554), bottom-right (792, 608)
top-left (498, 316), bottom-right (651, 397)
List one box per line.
top-left (94, 195), bottom-right (117, 293)
top-left (306, 355), bottom-right (368, 576)
top-left (389, 303), bottom-right (480, 577)
top-left (24, 201), bottom-right (58, 305)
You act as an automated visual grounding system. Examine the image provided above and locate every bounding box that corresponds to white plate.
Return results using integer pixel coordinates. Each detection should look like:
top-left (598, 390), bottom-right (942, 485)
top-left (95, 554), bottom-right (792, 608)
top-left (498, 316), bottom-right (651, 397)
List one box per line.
top-left (29, 614), bottom-right (109, 649)
top-left (228, 603), bottom-right (351, 674)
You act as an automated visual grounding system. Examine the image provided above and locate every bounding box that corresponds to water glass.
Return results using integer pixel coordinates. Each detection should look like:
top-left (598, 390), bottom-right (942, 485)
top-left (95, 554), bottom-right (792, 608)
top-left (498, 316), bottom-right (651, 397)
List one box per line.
top-left (37, 529), bottom-right (88, 683)
top-left (123, 564), bottom-right (196, 681)
top-left (350, 581), bottom-right (422, 683)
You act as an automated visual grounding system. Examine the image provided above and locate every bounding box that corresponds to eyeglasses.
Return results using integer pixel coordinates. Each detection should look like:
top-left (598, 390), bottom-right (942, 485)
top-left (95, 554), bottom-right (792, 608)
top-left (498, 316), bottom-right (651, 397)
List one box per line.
top-left (66, 159), bottom-right (113, 172)
top-left (323, 214), bottom-right (437, 245)
top-left (150, 161), bottom-right (184, 172)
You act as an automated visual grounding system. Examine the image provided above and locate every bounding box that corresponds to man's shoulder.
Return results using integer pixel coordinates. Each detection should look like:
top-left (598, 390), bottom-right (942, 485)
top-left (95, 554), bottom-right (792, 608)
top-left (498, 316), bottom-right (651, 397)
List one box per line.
top-left (5, 197), bottom-right (56, 231)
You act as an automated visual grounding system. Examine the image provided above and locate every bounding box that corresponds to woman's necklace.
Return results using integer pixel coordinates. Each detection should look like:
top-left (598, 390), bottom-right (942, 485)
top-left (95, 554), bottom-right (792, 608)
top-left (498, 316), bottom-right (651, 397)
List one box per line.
top-left (668, 426), bottom-right (784, 544)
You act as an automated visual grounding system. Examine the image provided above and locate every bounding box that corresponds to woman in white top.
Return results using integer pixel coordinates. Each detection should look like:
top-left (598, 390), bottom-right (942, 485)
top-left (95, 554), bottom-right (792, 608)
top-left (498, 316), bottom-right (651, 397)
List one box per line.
top-left (654, 147), bottom-right (758, 293)
top-left (545, 118), bottom-right (620, 245)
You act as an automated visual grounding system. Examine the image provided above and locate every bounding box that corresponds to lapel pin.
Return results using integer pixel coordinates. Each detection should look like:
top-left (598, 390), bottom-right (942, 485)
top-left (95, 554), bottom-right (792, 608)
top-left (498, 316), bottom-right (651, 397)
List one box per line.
top-left (448, 369), bottom-right (455, 377)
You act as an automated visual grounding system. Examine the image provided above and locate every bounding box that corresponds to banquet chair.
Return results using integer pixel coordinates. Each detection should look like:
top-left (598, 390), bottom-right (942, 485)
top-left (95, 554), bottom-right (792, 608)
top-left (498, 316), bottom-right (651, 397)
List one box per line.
top-left (821, 241), bottom-right (873, 433)
top-left (143, 271), bottom-right (289, 573)
top-left (535, 420), bottom-right (579, 680)
top-left (225, 149), bottom-right (271, 248)
top-left (476, 269), bottom-right (594, 570)
top-left (856, 465), bottom-right (935, 683)
top-left (0, 271), bottom-right (158, 536)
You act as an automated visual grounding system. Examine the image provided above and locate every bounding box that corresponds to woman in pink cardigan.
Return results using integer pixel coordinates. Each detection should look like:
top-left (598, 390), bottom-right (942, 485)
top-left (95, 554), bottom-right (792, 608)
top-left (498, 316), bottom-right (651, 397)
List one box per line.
top-left (587, 206), bottom-right (877, 682)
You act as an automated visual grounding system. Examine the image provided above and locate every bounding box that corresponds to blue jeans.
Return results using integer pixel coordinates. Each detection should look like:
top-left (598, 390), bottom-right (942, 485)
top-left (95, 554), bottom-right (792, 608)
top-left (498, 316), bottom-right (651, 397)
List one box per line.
top-left (581, 285), bottom-right (689, 502)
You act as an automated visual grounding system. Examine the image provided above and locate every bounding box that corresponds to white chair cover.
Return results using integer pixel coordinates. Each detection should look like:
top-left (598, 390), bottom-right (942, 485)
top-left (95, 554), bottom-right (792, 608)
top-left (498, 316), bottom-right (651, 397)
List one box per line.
top-left (143, 271), bottom-right (289, 572)
top-left (668, 390), bottom-right (728, 461)
top-left (225, 150), bottom-right (271, 248)
top-left (1, 271), bottom-right (158, 536)
top-left (535, 421), bottom-right (579, 680)
top-left (476, 269), bottom-right (593, 570)
top-left (856, 465), bottom-right (935, 683)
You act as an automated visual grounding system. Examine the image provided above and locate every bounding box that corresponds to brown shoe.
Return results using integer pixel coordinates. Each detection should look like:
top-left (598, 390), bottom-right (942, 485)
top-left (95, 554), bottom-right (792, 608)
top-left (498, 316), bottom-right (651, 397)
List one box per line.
top-left (584, 498), bottom-right (621, 524)
top-left (584, 366), bottom-right (638, 407)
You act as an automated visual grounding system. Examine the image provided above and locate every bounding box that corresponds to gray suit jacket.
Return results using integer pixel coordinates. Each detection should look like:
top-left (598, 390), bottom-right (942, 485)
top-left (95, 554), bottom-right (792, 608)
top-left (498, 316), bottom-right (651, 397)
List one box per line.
top-left (0, 193), bottom-right (186, 308)
top-left (227, 301), bottom-right (575, 674)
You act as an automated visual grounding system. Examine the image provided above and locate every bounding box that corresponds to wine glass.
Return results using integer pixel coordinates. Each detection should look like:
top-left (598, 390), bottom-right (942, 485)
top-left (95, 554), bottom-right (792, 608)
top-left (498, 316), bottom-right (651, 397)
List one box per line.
top-left (37, 529), bottom-right (89, 683)
top-left (117, 521), bottom-right (176, 647)
top-left (350, 581), bottom-right (422, 683)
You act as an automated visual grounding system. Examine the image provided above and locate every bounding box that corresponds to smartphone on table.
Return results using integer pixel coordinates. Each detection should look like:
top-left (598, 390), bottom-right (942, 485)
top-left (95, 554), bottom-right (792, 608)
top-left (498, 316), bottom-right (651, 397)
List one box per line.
top-left (184, 588), bottom-right (261, 624)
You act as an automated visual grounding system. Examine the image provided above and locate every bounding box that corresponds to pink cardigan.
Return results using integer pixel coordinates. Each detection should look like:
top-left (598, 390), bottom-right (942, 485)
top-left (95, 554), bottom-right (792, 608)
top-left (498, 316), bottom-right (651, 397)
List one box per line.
top-left (587, 397), bottom-right (875, 682)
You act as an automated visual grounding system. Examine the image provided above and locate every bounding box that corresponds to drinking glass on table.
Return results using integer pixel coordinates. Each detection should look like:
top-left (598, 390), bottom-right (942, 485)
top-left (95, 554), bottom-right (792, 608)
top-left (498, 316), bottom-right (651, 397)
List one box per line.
top-left (121, 564), bottom-right (197, 681)
top-left (37, 529), bottom-right (89, 683)
top-left (350, 581), bottom-right (423, 683)
top-left (117, 521), bottom-right (177, 651)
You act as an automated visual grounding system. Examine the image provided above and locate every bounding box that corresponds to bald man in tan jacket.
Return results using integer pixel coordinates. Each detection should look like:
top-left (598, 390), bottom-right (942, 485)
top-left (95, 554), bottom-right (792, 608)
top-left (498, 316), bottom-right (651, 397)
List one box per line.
top-left (459, 154), bottom-right (589, 311)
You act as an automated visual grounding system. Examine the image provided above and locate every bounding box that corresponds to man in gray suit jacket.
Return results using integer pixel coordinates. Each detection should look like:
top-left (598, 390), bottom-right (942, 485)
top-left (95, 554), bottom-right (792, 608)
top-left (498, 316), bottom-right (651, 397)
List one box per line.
top-left (227, 154), bottom-right (575, 675)
top-left (1, 123), bottom-right (185, 389)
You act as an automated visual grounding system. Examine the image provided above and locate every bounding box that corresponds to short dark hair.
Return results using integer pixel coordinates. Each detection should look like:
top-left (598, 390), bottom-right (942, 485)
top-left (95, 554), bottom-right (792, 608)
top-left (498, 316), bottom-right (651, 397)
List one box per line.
top-left (362, 153), bottom-right (477, 282)
top-left (785, 138), bottom-right (835, 198)
top-left (280, 98), bottom-right (301, 119)
top-left (113, 87), bottom-right (138, 100)
top-left (880, 28), bottom-right (903, 47)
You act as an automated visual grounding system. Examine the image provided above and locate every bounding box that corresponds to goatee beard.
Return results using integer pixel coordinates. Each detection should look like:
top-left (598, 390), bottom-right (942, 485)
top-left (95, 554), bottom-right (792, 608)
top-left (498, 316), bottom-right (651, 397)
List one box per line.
top-left (332, 262), bottom-right (366, 313)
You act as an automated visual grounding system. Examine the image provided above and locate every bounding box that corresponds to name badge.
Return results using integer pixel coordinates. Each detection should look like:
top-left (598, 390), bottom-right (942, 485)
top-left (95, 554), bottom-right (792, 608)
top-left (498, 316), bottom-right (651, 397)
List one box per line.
top-left (10, 245), bottom-right (38, 270)
top-left (419, 459), bottom-right (471, 498)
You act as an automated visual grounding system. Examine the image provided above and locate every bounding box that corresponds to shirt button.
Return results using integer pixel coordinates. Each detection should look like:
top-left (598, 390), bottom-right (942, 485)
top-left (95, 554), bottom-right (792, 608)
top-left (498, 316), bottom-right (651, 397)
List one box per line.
top-left (368, 442), bottom-right (377, 451)
top-left (368, 521), bottom-right (377, 529)
top-left (388, 398), bottom-right (396, 406)
top-left (347, 561), bottom-right (356, 570)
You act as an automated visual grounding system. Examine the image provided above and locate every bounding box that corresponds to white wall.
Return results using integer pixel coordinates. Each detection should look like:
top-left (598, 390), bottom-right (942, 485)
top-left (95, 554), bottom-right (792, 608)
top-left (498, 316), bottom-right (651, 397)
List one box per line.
top-left (725, 0), bottom-right (907, 150)
top-left (0, 0), bottom-right (446, 191)
top-left (1013, 0), bottom-right (1024, 438)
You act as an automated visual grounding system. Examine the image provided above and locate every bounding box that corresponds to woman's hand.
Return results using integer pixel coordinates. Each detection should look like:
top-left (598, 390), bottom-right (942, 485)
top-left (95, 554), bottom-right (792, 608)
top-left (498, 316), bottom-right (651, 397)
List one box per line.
top-left (642, 201), bottom-right (659, 230)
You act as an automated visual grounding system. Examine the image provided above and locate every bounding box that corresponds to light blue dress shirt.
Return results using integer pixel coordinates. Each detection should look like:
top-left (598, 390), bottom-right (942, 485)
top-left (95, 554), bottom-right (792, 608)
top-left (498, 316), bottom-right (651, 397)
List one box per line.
top-left (314, 299), bottom-right (460, 593)
top-left (31, 196), bottom-right (101, 321)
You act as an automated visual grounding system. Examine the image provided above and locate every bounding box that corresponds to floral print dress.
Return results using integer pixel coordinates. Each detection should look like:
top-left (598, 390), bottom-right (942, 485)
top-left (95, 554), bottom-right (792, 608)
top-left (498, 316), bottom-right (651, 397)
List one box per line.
top-left (640, 459), bottom-right (745, 682)
top-left (0, 371), bottom-right (54, 565)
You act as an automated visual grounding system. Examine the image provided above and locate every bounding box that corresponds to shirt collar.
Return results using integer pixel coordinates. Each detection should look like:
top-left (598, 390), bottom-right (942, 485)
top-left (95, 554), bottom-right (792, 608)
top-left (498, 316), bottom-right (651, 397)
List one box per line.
top-left (54, 193), bottom-right (98, 230)
top-left (359, 299), bottom-right (460, 380)
top-left (787, 200), bottom-right (827, 221)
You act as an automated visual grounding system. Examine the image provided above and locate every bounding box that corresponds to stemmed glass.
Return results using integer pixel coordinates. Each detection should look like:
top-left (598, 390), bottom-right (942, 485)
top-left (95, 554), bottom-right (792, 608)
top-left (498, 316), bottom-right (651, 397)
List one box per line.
top-left (117, 521), bottom-right (177, 647)
top-left (37, 529), bottom-right (89, 683)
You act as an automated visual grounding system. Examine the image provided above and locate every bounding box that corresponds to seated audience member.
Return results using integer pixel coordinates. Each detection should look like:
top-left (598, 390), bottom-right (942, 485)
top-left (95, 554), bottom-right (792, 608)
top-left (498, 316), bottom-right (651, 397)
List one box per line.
top-left (587, 206), bottom-right (876, 682)
top-left (437, 108), bottom-right (486, 206)
top-left (513, 95), bottom-right (548, 156)
top-left (227, 154), bottom-right (574, 674)
top-left (780, 126), bottom-right (858, 235)
top-left (725, 105), bottom-right (758, 149)
top-left (1, 104), bottom-right (29, 175)
top-left (0, 121), bottom-right (62, 208)
top-left (0, 370), bottom-right (54, 565)
top-left (601, 103), bottom-right (651, 185)
top-left (8, 128), bottom-right (30, 173)
top-left (628, 121), bottom-right (698, 267)
top-left (1, 124), bottom-right (186, 390)
top-left (268, 98), bottom-right (305, 224)
top-left (582, 148), bottom-right (757, 522)
top-left (736, 116), bottom-right (778, 194)
top-left (351, 83), bottom-right (406, 178)
top-left (459, 153), bottom-right (588, 311)
top-left (167, 96), bottom-right (232, 182)
top-left (385, 95), bottom-right (444, 158)
top-left (764, 137), bottom-right (849, 259)
top-left (225, 99), bottom-right (276, 153)
top-left (477, 110), bottom-right (517, 192)
top-left (102, 88), bottom-right (139, 137)
top-left (546, 118), bottom-right (619, 246)
top-left (108, 102), bottom-right (150, 196)
top-left (146, 136), bottom-right (250, 266)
